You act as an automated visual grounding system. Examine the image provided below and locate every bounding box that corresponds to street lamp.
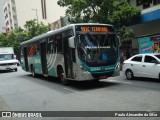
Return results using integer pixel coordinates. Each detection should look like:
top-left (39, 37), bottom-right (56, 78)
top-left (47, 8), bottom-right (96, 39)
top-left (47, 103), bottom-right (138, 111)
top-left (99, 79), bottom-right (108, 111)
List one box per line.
top-left (32, 9), bottom-right (38, 22)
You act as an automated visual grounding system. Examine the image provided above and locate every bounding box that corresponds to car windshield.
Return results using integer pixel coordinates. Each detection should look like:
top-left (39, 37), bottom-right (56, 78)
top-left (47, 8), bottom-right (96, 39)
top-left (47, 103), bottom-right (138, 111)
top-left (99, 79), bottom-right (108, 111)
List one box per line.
top-left (0, 54), bottom-right (14, 61)
top-left (77, 33), bottom-right (118, 63)
top-left (155, 54), bottom-right (160, 59)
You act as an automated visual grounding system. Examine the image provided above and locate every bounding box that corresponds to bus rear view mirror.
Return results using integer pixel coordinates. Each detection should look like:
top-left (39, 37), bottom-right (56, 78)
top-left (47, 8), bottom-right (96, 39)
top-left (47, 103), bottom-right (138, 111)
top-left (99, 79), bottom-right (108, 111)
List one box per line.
top-left (69, 36), bottom-right (75, 48)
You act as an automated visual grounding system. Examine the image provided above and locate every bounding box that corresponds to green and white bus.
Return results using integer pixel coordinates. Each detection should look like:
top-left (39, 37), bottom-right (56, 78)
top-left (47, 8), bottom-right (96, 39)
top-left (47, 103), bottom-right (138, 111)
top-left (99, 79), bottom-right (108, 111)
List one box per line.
top-left (20, 23), bottom-right (121, 85)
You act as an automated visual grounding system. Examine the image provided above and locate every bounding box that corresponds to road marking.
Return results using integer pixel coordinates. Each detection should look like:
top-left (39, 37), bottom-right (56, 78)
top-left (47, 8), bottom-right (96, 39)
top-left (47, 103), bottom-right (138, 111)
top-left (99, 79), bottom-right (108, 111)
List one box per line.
top-left (63, 88), bottom-right (79, 93)
top-left (107, 79), bottom-right (132, 84)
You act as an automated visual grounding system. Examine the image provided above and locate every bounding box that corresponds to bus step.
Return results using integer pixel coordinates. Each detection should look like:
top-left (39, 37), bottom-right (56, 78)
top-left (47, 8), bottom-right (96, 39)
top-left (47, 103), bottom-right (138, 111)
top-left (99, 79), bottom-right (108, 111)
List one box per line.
top-left (43, 74), bottom-right (48, 77)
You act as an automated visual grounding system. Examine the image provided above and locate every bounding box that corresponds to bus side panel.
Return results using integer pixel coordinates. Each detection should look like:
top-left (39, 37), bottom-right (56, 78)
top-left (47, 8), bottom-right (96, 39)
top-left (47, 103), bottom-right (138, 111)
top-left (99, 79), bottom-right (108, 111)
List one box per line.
top-left (23, 47), bottom-right (29, 71)
top-left (32, 55), bottom-right (43, 74)
top-left (46, 54), bottom-right (56, 77)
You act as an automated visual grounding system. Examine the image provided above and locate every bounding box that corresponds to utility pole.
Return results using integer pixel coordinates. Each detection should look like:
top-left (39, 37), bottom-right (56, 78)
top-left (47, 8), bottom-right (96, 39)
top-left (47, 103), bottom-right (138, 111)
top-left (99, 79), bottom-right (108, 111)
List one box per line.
top-left (32, 9), bottom-right (38, 22)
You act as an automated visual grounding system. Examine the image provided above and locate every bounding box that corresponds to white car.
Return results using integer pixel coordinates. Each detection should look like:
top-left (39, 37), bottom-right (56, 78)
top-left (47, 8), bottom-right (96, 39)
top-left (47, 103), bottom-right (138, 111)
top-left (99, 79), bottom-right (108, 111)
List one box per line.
top-left (123, 53), bottom-right (160, 80)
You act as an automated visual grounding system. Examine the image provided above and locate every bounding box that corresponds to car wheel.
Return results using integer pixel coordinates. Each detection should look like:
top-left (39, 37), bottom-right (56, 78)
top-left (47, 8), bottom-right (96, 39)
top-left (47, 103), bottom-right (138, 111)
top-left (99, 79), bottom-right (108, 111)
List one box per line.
top-left (126, 69), bottom-right (134, 80)
top-left (14, 68), bottom-right (17, 72)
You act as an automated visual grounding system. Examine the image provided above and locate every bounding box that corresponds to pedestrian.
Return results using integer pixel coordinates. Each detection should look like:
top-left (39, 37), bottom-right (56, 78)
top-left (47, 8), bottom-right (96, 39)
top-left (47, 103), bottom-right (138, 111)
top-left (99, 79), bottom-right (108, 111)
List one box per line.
top-left (125, 49), bottom-right (130, 59)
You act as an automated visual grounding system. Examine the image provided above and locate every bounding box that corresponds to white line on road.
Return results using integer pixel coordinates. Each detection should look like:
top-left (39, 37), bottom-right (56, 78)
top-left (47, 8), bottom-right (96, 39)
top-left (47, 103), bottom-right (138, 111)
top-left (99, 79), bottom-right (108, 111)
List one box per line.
top-left (107, 79), bottom-right (132, 84)
top-left (63, 88), bottom-right (80, 93)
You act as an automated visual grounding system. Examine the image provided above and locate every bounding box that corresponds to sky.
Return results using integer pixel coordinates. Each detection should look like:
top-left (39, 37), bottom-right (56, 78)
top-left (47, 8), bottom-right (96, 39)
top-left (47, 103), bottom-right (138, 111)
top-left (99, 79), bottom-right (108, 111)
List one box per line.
top-left (0, 0), bottom-right (66, 32)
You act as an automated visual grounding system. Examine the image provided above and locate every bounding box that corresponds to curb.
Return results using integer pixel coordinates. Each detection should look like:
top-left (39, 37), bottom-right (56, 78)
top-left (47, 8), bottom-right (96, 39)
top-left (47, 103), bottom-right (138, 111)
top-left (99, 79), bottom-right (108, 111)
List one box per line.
top-left (0, 97), bottom-right (10, 111)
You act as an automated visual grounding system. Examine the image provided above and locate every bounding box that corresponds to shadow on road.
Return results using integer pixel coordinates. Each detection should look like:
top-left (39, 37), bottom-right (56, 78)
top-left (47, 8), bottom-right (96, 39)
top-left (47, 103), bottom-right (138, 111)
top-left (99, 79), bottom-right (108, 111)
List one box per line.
top-left (67, 80), bottom-right (119, 91)
top-left (0, 70), bottom-right (15, 73)
top-left (125, 77), bottom-right (160, 83)
top-left (22, 74), bottom-right (119, 91)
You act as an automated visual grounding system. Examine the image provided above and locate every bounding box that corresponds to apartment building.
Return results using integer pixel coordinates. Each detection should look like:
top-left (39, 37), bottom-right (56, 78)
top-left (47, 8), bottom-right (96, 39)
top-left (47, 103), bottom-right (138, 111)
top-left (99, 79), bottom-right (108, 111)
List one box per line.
top-left (3, 0), bottom-right (66, 31)
top-left (128, 0), bottom-right (160, 54)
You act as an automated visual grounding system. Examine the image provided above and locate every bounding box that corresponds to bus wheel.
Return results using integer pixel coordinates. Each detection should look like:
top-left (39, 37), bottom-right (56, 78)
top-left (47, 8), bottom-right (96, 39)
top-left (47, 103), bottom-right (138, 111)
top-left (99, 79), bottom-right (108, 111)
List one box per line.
top-left (57, 67), bottom-right (68, 85)
top-left (31, 66), bottom-right (37, 78)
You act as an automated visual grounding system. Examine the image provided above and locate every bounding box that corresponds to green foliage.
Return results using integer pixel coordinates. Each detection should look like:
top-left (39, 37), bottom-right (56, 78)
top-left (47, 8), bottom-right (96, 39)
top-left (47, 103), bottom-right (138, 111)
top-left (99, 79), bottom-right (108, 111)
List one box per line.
top-left (24, 19), bottom-right (49, 40)
top-left (117, 26), bottom-right (134, 42)
top-left (108, 0), bottom-right (141, 28)
top-left (0, 19), bottom-right (49, 59)
top-left (58, 0), bottom-right (141, 42)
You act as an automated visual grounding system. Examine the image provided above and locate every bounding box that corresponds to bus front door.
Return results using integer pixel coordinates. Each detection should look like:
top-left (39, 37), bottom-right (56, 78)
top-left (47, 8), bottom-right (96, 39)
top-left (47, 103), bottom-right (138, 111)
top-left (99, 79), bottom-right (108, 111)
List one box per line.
top-left (64, 39), bottom-right (74, 79)
top-left (23, 47), bottom-right (29, 71)
top-left (40, 42), bottom-right (48, 75)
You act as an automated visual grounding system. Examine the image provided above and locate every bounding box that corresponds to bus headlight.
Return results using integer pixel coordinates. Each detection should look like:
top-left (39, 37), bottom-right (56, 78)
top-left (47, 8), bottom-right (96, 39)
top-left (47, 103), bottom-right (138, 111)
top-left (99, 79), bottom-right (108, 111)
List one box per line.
top-left (80, 65), bottom-right (87, 72)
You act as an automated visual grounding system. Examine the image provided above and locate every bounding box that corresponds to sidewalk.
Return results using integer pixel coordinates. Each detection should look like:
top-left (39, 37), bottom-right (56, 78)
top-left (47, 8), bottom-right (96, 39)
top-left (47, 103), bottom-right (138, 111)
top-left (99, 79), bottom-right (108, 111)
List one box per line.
top-left (0, 96), bottom-right (10, 111)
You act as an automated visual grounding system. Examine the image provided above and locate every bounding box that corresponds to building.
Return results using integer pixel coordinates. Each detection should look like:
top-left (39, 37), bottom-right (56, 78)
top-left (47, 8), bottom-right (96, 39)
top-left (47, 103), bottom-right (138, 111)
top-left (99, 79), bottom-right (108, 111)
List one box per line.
top-left (128, 0), bottom-right (160, 54)
top-left (50, 16), bottom-right (69, 30)
top-left (3, 0), bottom-right (66, 31)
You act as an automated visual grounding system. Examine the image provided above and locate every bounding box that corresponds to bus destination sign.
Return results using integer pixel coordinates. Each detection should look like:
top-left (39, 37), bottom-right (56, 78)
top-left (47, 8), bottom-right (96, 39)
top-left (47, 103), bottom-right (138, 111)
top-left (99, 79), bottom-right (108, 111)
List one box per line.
top-left (76, 25), bottom-right (113, 32)
top-left (81, 26), bottom-right (108, 32)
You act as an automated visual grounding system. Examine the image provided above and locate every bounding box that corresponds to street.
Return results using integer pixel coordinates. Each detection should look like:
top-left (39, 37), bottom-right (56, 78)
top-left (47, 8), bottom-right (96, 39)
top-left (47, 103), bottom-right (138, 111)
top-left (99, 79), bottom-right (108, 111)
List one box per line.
top-left (0, 67), bottom-right (160, 120)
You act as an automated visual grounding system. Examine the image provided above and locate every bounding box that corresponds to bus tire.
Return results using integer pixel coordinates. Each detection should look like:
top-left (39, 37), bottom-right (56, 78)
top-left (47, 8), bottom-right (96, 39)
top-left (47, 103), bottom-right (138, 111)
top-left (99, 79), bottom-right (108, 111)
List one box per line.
top-left (31, 66), bottom-right (37, 78)
top-left (57, 67), bottom-right (68, 85)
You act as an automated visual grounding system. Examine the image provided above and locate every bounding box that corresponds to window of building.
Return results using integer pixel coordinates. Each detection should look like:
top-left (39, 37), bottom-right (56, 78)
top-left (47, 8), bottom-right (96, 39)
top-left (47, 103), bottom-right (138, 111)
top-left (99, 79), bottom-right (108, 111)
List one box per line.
top-left (143, 2), bottom-right (151, 9)
top-left (136, 0), bottom-right (143, 6)
top-left (131, 56), bottom-right (142, 62)
top-left (6, 21), bottom-right (9, 26)
top-left (153, 0), bottom-right (160, 5)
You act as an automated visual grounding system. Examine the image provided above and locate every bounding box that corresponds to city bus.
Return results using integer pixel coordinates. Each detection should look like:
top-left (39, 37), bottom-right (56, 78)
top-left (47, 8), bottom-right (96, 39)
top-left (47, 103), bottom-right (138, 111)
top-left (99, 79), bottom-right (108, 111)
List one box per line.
top-left (20, 23), bottom-right (121, 85)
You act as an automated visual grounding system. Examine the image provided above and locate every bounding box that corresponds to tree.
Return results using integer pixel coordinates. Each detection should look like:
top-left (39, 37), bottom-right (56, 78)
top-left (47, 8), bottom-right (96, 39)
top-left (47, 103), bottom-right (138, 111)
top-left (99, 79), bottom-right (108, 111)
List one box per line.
top-left (0, 19), bottom-right (50, 59)
top-left (108, 1), bottom-right (140, 28)
top-left (24, 19), bottom-right (49, 40)
top-left (58, 0), bottom-right (140, 42)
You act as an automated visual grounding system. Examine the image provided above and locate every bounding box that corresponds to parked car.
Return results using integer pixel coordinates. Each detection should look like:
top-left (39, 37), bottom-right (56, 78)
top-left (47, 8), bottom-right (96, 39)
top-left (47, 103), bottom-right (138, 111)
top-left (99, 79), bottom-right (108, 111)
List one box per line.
top-left (123, 53), bottom-right (160, 80)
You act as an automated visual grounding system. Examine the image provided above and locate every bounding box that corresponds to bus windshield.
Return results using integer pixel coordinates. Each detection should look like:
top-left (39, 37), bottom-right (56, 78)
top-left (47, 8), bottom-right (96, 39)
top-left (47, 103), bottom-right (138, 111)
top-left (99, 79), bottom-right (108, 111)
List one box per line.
top-left (0, 54), bottom-right (14, 61)
top-left (77, 33), bottom-right (118, 64)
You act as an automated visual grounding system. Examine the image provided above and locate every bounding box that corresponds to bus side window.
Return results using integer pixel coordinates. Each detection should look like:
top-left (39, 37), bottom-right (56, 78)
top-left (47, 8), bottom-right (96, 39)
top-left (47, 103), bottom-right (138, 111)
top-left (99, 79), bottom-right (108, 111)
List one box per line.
top-left (55, 34), bottom-right (62, 53)
top-left (47, 37), bottom-right (54, 54)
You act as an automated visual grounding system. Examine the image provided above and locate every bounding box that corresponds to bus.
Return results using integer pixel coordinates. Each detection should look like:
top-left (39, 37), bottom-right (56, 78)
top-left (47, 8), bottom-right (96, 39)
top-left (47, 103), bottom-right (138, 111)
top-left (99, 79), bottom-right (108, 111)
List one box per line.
top-left (20, 23), bottom-right (121, 85)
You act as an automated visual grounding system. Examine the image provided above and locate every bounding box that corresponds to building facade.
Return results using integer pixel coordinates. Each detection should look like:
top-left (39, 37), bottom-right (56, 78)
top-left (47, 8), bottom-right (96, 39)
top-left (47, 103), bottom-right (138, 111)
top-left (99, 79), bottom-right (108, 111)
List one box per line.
top-left (3, 0), bottom-right (18, 31)
top-left (3, 0), bottom-right (66, 31)
top-left (128, 0), bottom-right (160, 54)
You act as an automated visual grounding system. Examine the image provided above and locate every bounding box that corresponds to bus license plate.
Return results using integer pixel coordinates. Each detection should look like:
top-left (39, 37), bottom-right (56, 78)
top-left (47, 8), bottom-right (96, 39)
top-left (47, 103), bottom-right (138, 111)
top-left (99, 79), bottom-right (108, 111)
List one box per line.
top-left (100, 76), bottom-right (107, 79)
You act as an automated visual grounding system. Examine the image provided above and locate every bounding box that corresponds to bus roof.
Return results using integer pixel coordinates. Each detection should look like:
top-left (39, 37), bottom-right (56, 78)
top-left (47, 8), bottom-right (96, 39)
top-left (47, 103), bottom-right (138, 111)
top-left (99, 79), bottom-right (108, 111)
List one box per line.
top-left (20, 23), bottom-right (114, 46)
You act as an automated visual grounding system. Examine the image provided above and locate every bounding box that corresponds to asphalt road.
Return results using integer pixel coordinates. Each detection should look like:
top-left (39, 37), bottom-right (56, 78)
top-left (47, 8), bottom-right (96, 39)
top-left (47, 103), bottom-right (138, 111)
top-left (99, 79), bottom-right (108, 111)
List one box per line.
top-left (0, 67), bottom-right (160, 120)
